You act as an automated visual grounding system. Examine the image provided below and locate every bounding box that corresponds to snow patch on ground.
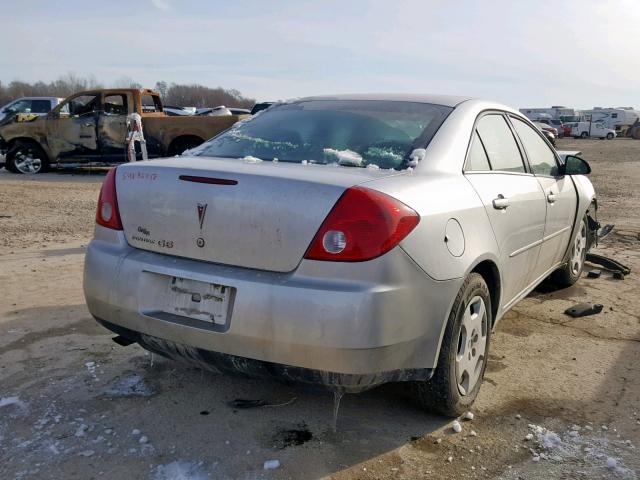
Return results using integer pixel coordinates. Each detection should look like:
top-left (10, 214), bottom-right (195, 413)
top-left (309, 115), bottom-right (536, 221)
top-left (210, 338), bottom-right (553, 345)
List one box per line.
top-left (499, 424), bottom-right (637, 479)
top-left (0, 396), bottom-right (28, 415)
top-left (152, 461), bottom-right (211, 480)
top-left (104, 374), bottom-right (155, 397)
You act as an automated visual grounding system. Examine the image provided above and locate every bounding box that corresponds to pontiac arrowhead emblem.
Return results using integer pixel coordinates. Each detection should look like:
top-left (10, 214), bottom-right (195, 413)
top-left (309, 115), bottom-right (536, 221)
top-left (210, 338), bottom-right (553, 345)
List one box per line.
top-left (197, 203), bottom-right (207, 229)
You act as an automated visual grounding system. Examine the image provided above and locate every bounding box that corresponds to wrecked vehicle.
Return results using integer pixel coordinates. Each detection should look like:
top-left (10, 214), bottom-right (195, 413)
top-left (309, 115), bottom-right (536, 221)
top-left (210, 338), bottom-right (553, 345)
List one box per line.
top-left (0, 88), bottom-right (245, 173)
top-left (83, 94), bottom-right (597, 416)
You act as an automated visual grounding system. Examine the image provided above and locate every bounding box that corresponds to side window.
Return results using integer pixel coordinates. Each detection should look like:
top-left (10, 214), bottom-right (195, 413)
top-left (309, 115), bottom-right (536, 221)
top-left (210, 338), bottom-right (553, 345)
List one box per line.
top-left (141, 95), bottom-right (162, 113)
top-left (5, 99), bottom-right (31, 114)
top-left (31, 100), bottom-right (53, 113)
top-left (511, 117), bottom-right (558, 176)
top-left (104, 94), bottom-right (128, 115)
top-left (475, 114), bottom-right (525, 173)
top-left (59, 95), bottom-right (99, 117)
top-left (465, 131), bottom-right (491, 171)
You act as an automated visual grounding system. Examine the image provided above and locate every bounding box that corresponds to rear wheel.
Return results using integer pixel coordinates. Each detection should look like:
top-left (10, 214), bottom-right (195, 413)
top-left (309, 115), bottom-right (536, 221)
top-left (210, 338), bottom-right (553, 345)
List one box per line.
top-left (6, 140), bottom-right (49, 174)
top-left (412, 273), bottom-right (491, 417)
top-left (580, 131), bottom-right (588, 139)
top-left (551, 216), bottom-right (587, 287)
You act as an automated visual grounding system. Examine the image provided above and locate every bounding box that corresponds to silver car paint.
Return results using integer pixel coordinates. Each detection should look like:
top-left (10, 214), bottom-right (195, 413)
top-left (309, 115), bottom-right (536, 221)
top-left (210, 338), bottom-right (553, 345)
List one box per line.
top-left (83, 95), bottom-right (596, 385)
top-left (85, 225), bottom-right (462, 376)
top-left (116, 158), bottom-right (403, 273)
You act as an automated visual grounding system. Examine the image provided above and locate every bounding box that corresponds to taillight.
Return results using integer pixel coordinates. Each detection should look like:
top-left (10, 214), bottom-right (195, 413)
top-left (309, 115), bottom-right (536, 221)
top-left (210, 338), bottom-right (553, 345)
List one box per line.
top-left (304, 186), bottom-right (420, 262)
top-left (96, 167), bottom-right (123, 230)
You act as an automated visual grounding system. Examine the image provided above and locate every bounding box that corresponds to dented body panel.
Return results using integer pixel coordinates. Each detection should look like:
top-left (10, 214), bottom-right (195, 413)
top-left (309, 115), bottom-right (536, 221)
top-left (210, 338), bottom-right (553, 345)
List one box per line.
top-left (0, 88), bottom-right (243, 164)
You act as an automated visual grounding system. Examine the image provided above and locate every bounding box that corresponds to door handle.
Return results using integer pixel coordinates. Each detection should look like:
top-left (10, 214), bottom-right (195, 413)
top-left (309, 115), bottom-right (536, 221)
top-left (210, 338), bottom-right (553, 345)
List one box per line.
top-left (492, 194), bottom-right (510, 210)
top-left (547, 192), bottom-right (557, 204)
top-left (83, 123), bottom-right (93, 127)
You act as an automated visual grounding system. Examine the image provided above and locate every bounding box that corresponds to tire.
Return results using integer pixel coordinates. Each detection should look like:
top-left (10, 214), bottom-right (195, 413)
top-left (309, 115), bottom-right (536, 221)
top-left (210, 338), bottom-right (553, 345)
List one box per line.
top-left (412, 273), bottom-right (492, 417)
top-left (551, 215), bottom-right (588, 287)
top-left (606, 133), bottom-right (614, 140)
top-left (6, 140), bottom-right (49, 174)
top-left (580, 132), bottom-right (588, 139)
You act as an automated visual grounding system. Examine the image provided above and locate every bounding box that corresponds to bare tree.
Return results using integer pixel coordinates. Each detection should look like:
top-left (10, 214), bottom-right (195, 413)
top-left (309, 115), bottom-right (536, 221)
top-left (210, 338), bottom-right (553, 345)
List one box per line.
top-left (0, 74), bottom-right (255, 109)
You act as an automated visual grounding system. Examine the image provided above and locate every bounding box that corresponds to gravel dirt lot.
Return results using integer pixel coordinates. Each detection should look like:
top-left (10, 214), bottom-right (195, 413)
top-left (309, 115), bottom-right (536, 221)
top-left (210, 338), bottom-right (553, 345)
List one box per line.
top-left (0, 140), bottom-right (639, 479)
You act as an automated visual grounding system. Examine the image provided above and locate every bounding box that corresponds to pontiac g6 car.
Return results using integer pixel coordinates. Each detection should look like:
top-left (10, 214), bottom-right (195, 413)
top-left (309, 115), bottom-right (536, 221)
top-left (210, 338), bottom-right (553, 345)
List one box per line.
top-left (83, 94), bottom-right (596, 416)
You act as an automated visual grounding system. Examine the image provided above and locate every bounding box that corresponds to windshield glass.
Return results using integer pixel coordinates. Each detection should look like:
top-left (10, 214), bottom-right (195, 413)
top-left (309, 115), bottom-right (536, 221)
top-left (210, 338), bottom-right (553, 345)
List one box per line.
top-left (191, 100), bottom-right (453, 169)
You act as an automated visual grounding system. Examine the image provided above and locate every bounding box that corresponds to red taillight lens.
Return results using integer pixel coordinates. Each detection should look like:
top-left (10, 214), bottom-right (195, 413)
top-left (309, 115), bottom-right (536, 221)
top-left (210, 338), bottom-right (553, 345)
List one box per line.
top-left (304, 186), bottom-right (420, 262)
top-left (96, 167), bottom-right (123, 230)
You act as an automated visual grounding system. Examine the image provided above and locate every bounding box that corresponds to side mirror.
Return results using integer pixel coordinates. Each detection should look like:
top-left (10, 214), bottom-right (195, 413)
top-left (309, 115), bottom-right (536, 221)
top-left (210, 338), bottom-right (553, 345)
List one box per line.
top-left (562, 155), bottom-right (591, 175)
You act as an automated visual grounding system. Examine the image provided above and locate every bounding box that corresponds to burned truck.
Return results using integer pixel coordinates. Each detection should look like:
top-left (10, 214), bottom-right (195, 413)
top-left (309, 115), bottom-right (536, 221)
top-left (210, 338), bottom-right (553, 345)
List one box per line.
top-left (0, 88), bottom-right (244, 173)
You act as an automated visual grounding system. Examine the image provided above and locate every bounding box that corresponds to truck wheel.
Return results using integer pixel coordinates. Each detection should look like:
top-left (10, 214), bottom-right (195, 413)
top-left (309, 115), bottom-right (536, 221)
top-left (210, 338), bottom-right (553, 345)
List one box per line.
top-left (580, 132), bottom-right (588, 139)
top-left (411, 273), bottom-right (491, 417)
top-left (551, 215), bottom-right (587, 287)
top-left (6, 141), bottom-right (49, 174)
top-left (606, 133), bottom-right (614, 140)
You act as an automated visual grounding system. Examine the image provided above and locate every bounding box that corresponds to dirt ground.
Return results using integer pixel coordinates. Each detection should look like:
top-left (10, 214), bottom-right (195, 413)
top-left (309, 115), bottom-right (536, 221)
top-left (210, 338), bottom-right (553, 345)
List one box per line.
top-left (0, 140), bottom-right (639, 480)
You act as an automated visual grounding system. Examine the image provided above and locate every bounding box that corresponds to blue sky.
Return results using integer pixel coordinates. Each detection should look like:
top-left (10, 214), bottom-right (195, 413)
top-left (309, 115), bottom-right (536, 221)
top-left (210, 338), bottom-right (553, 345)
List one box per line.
top-left (1, 0), bottom-right (639, 108)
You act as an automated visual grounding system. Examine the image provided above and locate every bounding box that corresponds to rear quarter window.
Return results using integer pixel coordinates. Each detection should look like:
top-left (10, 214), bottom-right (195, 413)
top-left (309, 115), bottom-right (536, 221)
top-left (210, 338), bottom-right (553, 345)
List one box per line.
top-left (465, 131), bottom-right (491, 171)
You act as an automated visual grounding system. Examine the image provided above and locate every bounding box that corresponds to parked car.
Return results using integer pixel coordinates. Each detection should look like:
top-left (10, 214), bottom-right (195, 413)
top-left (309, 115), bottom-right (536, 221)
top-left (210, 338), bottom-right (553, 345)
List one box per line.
top-left (84, 94), bottom-right (597, 416)
top-left (533, 121), bottom-right (557, 146)
top-left (250, 101), bottom-right (275, 115)
top-left (196, 106), bottom-right (251, 116)
top-left (535, 118), bottom-right (565, 138)
top-left (164, 105), bottom-right (197, 116)
top-left (0, 89), bottom-right (246, 173)
top-left (570, 121), bottom-right (616, 139)
top-left (0, 97), bottom-right (63, 123)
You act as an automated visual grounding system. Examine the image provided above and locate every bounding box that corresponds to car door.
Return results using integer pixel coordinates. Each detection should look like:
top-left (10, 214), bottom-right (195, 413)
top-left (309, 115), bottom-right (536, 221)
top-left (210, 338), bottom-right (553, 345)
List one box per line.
top-left (46, 93), bottom-right (101, 161)
top-left (99, 92), bottom-right (131, 162)
top-left (464, 113), bottom-right (547, 307)
top-left (509, 116), bottom-right (578, 279)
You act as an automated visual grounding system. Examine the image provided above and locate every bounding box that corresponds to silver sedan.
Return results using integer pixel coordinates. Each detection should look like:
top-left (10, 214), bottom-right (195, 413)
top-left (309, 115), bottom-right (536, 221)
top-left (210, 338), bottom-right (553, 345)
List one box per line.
top-left (83, 94), bottom-right (596, 416)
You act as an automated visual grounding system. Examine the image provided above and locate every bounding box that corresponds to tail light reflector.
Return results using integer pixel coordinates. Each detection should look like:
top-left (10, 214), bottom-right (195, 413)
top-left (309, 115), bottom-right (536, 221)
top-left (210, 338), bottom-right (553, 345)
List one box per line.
top-left (304, 186), bottom-right (419, 262)
top-left (96, 167), bottom-right (123, 230)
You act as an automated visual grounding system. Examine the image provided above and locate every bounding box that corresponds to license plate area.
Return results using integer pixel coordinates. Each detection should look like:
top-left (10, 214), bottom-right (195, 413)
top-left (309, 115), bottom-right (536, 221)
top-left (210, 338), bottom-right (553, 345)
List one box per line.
top-left (164, 277), bottom-right (233, 325)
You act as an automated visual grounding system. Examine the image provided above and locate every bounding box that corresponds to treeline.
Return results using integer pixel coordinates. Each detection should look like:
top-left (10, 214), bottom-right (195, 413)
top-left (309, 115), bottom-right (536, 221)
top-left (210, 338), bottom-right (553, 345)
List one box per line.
top-left (0, 74), bottom-right (255, 109)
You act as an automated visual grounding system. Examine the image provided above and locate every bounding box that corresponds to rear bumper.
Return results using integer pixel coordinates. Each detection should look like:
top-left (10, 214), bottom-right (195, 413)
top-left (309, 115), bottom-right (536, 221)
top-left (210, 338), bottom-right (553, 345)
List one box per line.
top-left (83, 227), bottom-right (462, 390)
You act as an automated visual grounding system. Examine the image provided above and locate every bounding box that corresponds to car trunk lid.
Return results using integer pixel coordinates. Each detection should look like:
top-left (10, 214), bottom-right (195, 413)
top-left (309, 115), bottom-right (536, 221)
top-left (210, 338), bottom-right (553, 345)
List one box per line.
top-left (115, 157), bottom-right (402, 272)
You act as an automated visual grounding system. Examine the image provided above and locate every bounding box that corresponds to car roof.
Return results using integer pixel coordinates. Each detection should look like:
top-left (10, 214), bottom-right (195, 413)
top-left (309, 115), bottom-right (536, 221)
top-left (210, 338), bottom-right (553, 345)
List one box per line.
top-left (10, 96), bottom-right (62, 101)
top-left (294, 93), bottom-right (473, 108)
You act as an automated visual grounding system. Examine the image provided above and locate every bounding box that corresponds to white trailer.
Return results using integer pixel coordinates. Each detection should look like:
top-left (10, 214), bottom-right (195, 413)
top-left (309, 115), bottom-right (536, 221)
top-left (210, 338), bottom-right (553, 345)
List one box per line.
top-left (581, 108), bottom-right (640, 131)
top-left (519, 106), bottom-right (578, 122)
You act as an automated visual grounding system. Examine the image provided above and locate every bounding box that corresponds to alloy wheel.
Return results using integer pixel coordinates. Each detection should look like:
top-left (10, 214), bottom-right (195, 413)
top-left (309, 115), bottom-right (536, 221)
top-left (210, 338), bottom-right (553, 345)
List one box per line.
top-left (455, 295), bottom-right (488, 396)
top-left (570, 219), bottom-right (587, 276)
top-left (14, 149), bottom-right (42, 174)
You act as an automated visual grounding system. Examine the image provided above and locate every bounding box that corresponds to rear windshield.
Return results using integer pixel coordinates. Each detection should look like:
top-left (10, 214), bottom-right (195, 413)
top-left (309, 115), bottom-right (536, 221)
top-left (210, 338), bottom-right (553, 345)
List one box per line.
top-left (191, 100), bottom-right (453, 170)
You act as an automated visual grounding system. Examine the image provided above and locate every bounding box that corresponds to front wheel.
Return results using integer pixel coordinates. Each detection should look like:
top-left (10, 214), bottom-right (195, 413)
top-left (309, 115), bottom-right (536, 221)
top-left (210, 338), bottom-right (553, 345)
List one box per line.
top-left (580, 131), bottom-right (588, 139)
top-left (551, 216), bottom-right (587, 287)
top-left (412, 273), bottom-right (492, 417)
top-left (6, 141), bottom-right (49, 174)
top-left (606, 133), bottom-right (614, 140)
